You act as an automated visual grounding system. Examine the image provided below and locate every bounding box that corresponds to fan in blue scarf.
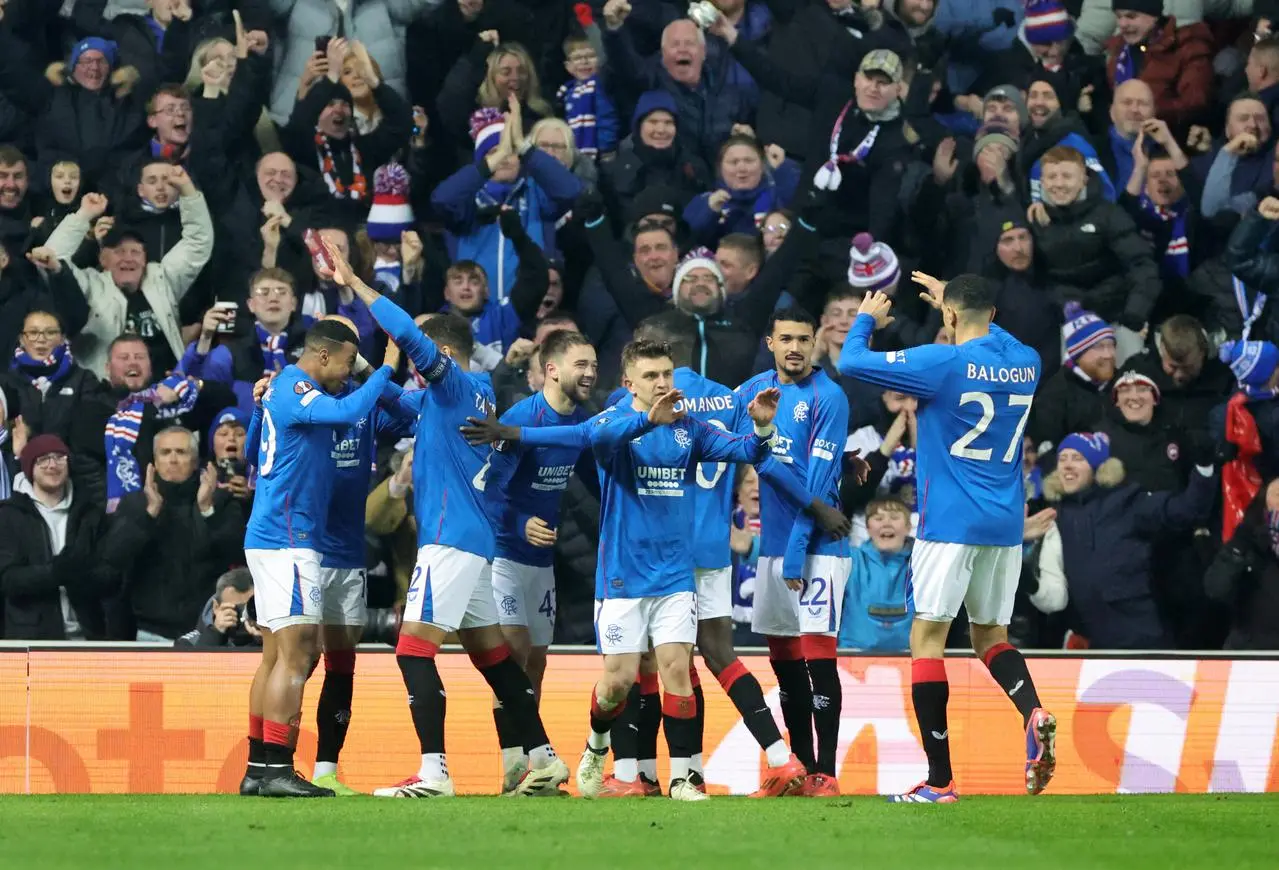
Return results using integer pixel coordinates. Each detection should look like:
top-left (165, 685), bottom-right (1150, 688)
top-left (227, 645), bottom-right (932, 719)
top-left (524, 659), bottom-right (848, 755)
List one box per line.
top-left (11, 342), bottom-right (75, 394)
top-left (1114, 44), bottom-right (1137, 85)
top-left (256, 322), bottom-right (288, 373)
top-left (1138, 193), bottom-right (1190, 278)
top-left (105, 373), bottom-right (200, 512)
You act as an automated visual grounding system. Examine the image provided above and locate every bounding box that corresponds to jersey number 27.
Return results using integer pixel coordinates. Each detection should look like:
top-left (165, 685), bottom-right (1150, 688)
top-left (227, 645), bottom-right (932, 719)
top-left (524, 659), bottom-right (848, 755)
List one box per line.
top-left (949, 392), bottom-right (1033, 463)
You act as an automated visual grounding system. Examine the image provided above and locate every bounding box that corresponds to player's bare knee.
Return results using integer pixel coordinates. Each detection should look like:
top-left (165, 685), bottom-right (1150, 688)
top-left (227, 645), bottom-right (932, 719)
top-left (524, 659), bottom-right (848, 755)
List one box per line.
top-left (654, 643), bottom-right (693, 695)
top-left (525, 647), bottom-right (548, 686)
top-left (909, 617), bottom-right (950, 659)
top-left (638, 650), bottom-right (658, 675)
top-left (696, 618), bottom-right (735, 675)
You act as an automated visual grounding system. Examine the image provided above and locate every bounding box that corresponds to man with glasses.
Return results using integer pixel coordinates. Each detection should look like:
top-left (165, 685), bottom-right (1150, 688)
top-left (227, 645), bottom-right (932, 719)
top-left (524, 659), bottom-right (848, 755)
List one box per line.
top-left (181, 269), bottom-right (312, 410)
top-left (3, 310), bottom-right (105, 456)
top-left (0, 435), bottom-right (124, 639)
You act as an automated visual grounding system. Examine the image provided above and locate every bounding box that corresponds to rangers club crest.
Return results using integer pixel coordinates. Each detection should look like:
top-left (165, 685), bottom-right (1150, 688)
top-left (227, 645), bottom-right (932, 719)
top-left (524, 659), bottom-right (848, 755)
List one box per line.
top-left (793, 400), bottom-right (809, 423)
top-left (604, 624), bottom-right (624, 645)
top-left (1167, 442), bottom-right (1180, 461)
top-left (500, 595), bottom-right (518, 616)
top-left (673, 424), bottom-right (692, 449)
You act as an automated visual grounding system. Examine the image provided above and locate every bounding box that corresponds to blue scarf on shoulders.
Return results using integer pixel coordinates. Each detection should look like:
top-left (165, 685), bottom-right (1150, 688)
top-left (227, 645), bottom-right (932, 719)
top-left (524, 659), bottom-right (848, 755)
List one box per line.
top-left (1138, 194), bottom-right (1190, 279)
top-left (11, 343), bottom-right (74, 393)
top-left (105, 374), bottom-right (200, 512)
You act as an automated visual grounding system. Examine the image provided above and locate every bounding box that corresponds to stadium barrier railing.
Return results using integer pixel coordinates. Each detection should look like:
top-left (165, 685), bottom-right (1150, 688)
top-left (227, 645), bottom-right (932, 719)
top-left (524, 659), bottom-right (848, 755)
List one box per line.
top-left (0, 644), bottom-right (1275, 795)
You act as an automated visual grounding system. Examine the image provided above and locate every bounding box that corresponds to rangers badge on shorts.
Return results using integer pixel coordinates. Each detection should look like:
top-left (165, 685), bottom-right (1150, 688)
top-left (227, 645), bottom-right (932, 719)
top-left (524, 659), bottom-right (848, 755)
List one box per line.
top-left (1167, 443), bottom-right (1179, 461)
top-left (604, 624), bottom-right (624, 645)
top-left (295, 380), bottom-right (313, 394)
top-left (308, 586), bottom-right (322, 603)
top-left (500, 595), bottom-right (518, 616)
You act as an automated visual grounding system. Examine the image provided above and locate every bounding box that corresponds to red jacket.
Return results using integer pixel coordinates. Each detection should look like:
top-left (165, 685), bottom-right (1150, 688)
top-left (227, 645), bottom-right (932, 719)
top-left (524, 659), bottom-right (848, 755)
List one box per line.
top-left (1105, 18), bottom-right (1216, 131)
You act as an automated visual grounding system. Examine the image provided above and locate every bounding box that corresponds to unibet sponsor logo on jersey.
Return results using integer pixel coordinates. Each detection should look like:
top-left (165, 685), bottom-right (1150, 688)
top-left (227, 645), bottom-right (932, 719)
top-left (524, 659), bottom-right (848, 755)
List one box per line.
top-left (532, 464), bottom-right (576, 492)
top-left (966, 363), bottom-right (1038, 384)
top-left (331, 418), bottom-right (367, 468)
top-left (769, 433), bottom-right (796, 463)
top-left (636, 465), bottom-right (686, 497)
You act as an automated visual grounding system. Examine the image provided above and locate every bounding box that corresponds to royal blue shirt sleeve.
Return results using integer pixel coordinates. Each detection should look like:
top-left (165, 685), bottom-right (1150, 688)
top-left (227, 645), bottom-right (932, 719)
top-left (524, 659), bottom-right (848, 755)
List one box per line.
top-left (689, 417), bottom-right (769, 464)
top-left (520, 421), bottom-right (592, 449)
top-left (588, 411), bottom-right (657, 461)
top-left (244, 406), bottom-right (262, 467)
top-left (837, 314), bottom-right (954, 399)
top-left (782, 383), bottom-right (849, 579)
top-left (757, 454), bottom-right (814, 508)
top-left (295, 366), bottom-right (393, 425)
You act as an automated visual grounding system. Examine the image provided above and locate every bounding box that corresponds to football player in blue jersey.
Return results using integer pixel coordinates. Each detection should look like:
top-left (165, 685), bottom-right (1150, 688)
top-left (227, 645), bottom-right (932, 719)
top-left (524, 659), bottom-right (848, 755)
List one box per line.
top-left (321, 240), bottom-right (570, 798)
top-left (839, 273), bottom-right (1056, 803)
top-left (244, 315), bottom-right (418, 797)
top-left (736, 307), bottom-right (852, 797)
top-left (241, 318), bottom-right (394, 797)
top-left (487, 329), bottom-right (598, 793)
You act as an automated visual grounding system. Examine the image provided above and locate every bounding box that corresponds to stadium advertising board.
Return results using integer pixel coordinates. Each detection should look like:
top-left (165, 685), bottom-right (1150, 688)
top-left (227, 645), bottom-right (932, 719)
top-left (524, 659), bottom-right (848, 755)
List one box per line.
top-left (0, 652), bottom-right (1275, 795)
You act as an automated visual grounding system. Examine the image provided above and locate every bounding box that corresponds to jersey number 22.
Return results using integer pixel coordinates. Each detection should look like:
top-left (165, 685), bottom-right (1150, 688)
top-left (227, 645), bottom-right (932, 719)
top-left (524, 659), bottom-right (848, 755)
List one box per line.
top-left (949, 392), bottom-right (1033, 463)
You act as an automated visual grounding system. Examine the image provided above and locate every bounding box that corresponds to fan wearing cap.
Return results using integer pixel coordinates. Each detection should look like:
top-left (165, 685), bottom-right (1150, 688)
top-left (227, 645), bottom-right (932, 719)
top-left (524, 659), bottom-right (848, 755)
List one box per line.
top-left (209, 407), bottom-right (251, 500)
top-left (281, 36), bottom-right (413, 228)
top-left (432, 101), bottom-right (581, 306)
top-left (1028, 303), bottom-right (1117, 453)
top-left (1042, 429), bottom-right (1215, 648)
top-left (0, 434), bottom-right (122, 640)
top-left (1103, 1), bottom-right (1213, 132)
top-left (43, 169), bottom-right (213, 379)
top-left (1098, 370), bottom-right (1194, 493)
top-left (713, 18), bottom-right (918, 243)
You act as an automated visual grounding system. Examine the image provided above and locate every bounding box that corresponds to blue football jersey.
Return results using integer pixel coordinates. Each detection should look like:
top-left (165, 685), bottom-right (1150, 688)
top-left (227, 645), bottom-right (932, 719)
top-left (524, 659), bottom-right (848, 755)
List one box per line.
top-left (244, 363), bottom-right (394, 551)
top-left (369, 297), bottom-right (499, 558)
top-left (588, 406), bottom-right (771, 599)
top-left (735, 367), bottom-right (850, 578)
top-left (492, 391), bottom-right (591, 567)
top-left (838, 316), bottom-right (1040, 546)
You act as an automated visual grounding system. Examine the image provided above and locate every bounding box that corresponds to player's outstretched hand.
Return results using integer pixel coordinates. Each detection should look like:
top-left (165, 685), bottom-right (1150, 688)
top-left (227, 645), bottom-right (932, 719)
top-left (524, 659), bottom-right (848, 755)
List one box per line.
top-left (321, 237), bottom-right (360, 288)
top-left (648, 388), bottom-right (685, 425)
top-left (808, 500), bottom-right (851, 538)
top-left (460, 407), bottom-right (521, 445)
top-left (912, 271), bottom-right (946, 310)
top-left (856, 291), bottom-right (895, 330)
top-left (1023, 507), bottom-right (1056, 541)
top-left (746, 386), bottom-right (780, 428)
top-left (524, 516), bottom-right (558, 548)
top-left (846, 447), bottom-right (870, 485)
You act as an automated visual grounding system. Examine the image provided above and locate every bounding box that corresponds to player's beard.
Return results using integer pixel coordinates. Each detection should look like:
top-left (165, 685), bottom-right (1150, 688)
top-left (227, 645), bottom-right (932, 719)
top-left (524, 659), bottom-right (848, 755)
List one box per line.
top-left (778, 354), bottom-right (808, 379)
top-left (563, 375), bottom-right (593, 404)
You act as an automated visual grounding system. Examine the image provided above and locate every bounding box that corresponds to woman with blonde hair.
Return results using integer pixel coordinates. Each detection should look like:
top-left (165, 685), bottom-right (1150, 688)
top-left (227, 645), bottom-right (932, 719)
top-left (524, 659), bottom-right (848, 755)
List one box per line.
top-left (185, 33), bottom-right (275, 159)
top-left (341, 48), bottom-right (386, 135)
top-left (439, 41), bottom-right (551, 147)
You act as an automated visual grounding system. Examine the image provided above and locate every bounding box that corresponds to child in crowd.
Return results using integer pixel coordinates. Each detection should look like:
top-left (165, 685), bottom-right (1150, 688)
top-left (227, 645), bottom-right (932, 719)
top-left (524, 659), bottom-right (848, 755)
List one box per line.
top-left (838, 496), bottom-right (915, 652)
top-left (556, 34), bottom-right (617, 160)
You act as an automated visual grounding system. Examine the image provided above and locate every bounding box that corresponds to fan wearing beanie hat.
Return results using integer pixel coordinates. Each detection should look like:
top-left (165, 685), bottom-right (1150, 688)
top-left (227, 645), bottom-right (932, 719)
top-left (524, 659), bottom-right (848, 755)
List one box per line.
top-left (983, 85), bottom-right (1030, 137)
top-left (1062, 302), bottom-right (1116, 385)
top-left (1110, 369), bottom-right (1160, 423)
top-left (1221, 340), bottom-right (1279, 396)
top-left (1024, 0), bottom-right (1074, 47)
top-left (470, 107), bottom-right (521, 185)
top-left (673, 247), bottom-right (725, 316)
top-left (1053, 431), bottom-right (1124, 493)
top-left (19, 434), bottom-right (71, 487)
top-left (366, 162), bottom-right (415, 242)
top-left (846, 233), bottom-right (900, 293)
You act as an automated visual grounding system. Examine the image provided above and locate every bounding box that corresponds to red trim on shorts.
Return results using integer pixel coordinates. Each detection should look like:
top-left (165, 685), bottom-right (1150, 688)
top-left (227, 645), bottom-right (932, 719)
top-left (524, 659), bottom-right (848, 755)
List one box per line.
top-left (324, 649), bottom-right (356, 675)
top-left (767, 636), bottom-right (804, 661)
top-left (469, 644), bottom-right (511, 670)
top-left (716, 659), bottom-right (749, 692)
top-left (982, 642), bottom-right (1015, 670)
top-left (800, 635), bottom-right (837, 660)
top-left (688, 664), bottom-right (702, 688)
top-left (263, 719), bottom-right (292, 747)
top-left (912, 658), bottom-right (948, 685)
top-left (639, 672), bottom-right (660, 694)
top-left (248, 714), bottom-right (264, 741)
top-left (662, 692), bottom-right (697, 719)
top-left (395, 634), bottom-right (439, 659)
top-left (591, 690), bottom-right (626, 721)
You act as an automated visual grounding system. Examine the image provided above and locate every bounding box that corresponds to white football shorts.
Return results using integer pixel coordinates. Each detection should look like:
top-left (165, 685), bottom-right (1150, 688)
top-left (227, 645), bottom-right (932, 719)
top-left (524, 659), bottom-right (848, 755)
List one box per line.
top-left (491, 558), bottom-right (556, 646)
top-left (694, 566), bottom-right (733, 621)
top-left (750, 555), bottom-right (851, 637)
top-left (405, 544), bottom-right (498, 632)
top-left (910, 540), bottom-right (1022, 626)
top-left (594, 591), bottom-right (697, 655)
top-left (316, 566), bottom-right (368, 626)
top-left (246, 548), bottom-right (323, 630)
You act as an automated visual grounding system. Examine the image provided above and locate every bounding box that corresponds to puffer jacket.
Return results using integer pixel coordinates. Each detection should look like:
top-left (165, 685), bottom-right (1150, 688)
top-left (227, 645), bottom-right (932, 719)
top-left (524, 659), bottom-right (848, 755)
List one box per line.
top-left (1043, 458), bottom-right (1216, 648)
top-left (267, 0), bottom-right (439, 123)
top-left (1104, 17), bottom-right (1215, 132)
top-left (1205, 487), bottom-right (1279, 651)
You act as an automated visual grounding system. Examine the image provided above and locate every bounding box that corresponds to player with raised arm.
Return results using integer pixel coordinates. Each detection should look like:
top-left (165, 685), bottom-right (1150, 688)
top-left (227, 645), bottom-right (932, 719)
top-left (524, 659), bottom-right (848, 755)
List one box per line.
top-left (488, 329), bottom-right (598, 793)
top-left (735, 307), bottom-right (852, 797)
top-left (838, 272), bottom-right (1056, 803)
top-left (241, 319), bottom-right (395, 797)
top-left (321, 240), bottom-right (570, 798)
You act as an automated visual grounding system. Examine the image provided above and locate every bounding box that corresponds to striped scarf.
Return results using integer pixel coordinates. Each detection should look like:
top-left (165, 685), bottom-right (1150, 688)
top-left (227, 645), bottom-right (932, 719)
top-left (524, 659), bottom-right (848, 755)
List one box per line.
top-left (1114, 44), bottom-right (1137, 85)
top-left (11, 342), bottom-right (75, 394)
top-left (256, 323), bottom-right (288, 374)
top-left (105, 374), bottom-right (199, 512)
top-left (1139, 194), bottom-right (1190, 278)
top-left (558, 76), bottom-right (600, 158)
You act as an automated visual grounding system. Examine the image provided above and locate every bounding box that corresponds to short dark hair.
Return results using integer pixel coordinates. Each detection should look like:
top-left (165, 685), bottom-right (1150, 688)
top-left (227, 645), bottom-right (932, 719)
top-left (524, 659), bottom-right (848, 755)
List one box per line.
top-left (718, 233), bottom-right (763, 268)
top-left (1158, 314), bottom-right (1208, 361)
top-left (767, 306), bottom-right (817, 335)
top-left (620, 338), bottom-right (673, 373)
top-left (634, 315), bottom-right (694, 368)
top-left (824, 284), bottom-right (864, 308)
top-left (865, 495), bottom-right (911, 519)
top-left (421, 312), bottom-right (475, 358)
top-left (943, 273), bottom-right (997, 315)
top-left (108, 332), bottom-right (147, 355)
top-left (215, 567), bottom-right (254, 597)
top-left (632, 223), bottom-right (676, 250)
top-left (305, 318), bottom-right (359, 352)
top-left (22, 307), bottom-right (64, 331)
top-left (1252, 35), bottom-right (1279, 65)
top-left (147, 84), bottom-right (190, 114)
top-left (540, 329), bottom-right (592, 362)
top-left (0, 145), bottom-right (26, 169)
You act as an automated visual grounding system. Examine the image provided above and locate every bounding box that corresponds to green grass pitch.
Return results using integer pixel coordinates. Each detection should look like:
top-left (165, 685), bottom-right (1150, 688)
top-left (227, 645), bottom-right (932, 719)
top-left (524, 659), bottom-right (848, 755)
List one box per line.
top-left (2, 794), bottom-right (1276, 869)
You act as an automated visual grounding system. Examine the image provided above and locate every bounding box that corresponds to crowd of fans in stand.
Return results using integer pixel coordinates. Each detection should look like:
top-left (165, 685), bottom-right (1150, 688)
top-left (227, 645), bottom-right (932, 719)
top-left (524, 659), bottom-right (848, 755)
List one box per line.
top-left (1, 0), bottom-right (1278, 652)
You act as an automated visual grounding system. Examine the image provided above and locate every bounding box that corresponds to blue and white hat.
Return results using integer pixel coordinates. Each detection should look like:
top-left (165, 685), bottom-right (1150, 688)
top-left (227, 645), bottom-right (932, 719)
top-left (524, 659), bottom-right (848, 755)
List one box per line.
top-left (1058, 431), bottom-right (1109, 469)
top-left (1062, 302), bottom-right (1114, 362)
top-left (1221, 339), bottom-right (1279, 387)
top-left (366, 162), bottom-right (415, 242)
